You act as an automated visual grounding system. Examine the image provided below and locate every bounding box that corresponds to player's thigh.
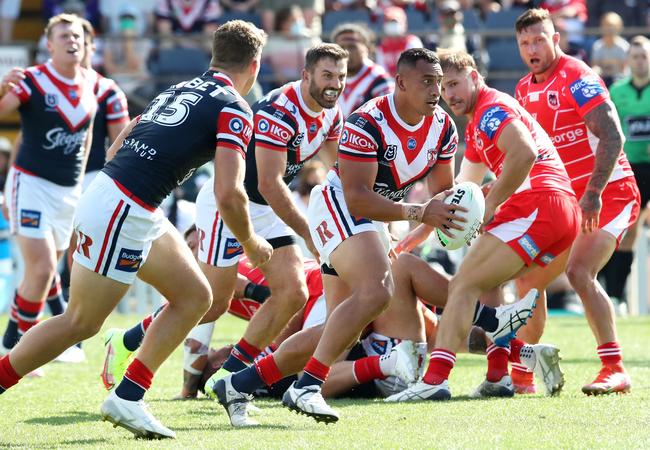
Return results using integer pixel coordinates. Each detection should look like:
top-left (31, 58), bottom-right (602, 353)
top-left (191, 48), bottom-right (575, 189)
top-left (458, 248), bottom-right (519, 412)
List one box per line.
top-left (16, 234), bottom-right (57, 269)
top-left (137, 228), bottom-right (211, 305)
top-left (516, 248), bottom-right (570, 293)
top-left (393, 252), bottom-right (450, 308)
top-left (322, 271), bottom-right (351, 316)
top-left (199, 261), bottom-right (238, 302)
top-left (260, 244), bottom-right (307, 295)
top-left (568, 229), bottom-right (617, 275)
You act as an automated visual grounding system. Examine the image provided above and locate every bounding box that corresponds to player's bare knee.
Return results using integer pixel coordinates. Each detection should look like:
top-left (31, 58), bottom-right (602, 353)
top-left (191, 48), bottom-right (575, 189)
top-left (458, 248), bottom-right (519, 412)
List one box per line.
top-left (565, 263), bottom-right (594, 293)
top-left (28, 259), bottom-right (56, 289)
top-left (273, 281), bottom-right (308, 313)
top-left (356, 282), bottom-right (393, 316)
top-left (201, 298), bottom-right (228, 323)
top-left (65, 311), bottom-right (103, 340)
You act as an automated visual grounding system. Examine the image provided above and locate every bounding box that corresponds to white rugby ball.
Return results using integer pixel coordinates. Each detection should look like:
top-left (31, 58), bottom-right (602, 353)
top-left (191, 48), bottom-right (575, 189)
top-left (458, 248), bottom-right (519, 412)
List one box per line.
top-left (434, 181), bottom-right (485, 251)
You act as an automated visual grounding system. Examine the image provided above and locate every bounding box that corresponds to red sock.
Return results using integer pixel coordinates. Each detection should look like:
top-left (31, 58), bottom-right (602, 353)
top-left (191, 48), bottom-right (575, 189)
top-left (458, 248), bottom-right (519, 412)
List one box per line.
top-left (423, 349), bottom-right (456, 385)
top-left (233, 338), bottom-right (262, 364)
top-left (353, 356), bottom-right (385, 384)
top-left (597, 342), bottom-right (623, 369)
top-left (509, 338), bottom-right (525, 364)
top-left (124, 358), bottom-right (154, 390)
top-left (16, 294), bottom-right (44, 335)
top-left (304, 357), bottom-right (330, 382)
top-left (47, 276), bottom-right (61, 298)
top-left (0, 355), bottom-right (21, 390)
top-left (511, 363), bottom-right (534, 386)
top-left (255, 354), bottom-right (283, 386)
top-left (486, 344), bottom-right (510, 382)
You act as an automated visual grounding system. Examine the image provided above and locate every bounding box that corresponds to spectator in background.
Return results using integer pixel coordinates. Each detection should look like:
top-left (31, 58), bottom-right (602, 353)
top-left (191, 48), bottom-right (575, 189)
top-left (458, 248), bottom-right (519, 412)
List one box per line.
top-left (263, 6), bottom-right (320, 88)
top-left (431, 1), bottom-right (467, 52)
top-left (99, 0), bottom-right (156, 35)
top-left (44, 0), bottom-right (102, 30)
top-left (475, 0), bottom-right (501, 21)
top-left (261, 0), bottom-right (322, 38)
top-left (0, 0), bottom-right (21, 43)
top-left (601, 36), bottom-right (650, 310)
top-left (324, 0), bottom-right (368, 13)
top-left (555, 17), bottom-right (588, 62)
top-left (220, 0), bottom-right (259, 13)
top-left (155, 0), bottom-right (221, 49)
top-left (540, 0), bottom-right (587, 45)
top-left (591, 12), bottom-right (629, 87)
top-left (376, 6), bottom-right (423, 76)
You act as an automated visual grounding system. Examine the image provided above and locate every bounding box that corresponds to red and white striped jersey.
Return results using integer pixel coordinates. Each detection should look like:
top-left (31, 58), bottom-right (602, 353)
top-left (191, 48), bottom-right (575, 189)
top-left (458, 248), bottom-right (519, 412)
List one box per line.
top-left (338, 59), bottom-right (393, 118)
top-left (516, 54), bottom-right (633, 197)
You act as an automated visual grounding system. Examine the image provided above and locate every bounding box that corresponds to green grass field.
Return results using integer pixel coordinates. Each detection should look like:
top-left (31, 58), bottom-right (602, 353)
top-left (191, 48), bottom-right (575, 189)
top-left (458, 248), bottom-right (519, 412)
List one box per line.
top-left (0, 313), bottom-right (649, 449)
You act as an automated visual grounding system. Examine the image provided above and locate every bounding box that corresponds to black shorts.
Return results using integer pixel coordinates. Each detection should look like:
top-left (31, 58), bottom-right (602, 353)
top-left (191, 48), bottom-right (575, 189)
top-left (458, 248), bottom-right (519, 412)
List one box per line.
top-left (631, 163), bottom-right (650, 208)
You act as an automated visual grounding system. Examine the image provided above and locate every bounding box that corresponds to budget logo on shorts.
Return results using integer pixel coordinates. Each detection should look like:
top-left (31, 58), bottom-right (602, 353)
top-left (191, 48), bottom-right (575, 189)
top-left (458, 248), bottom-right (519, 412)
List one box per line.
top-left (569, 77), bottom-right (603, 107)
top-left (370, 339), bottom-right (388, 355)
top-left (45, 93), bottom-right (58, 108)
top-left (223, 238), bottom-right (243, 259)
top-left (258, 118), bottom-right (270, 133)
top-left (229, 117), bottom-right (243, 133)
top-left (20, 210), bottom-right (41, 228)
top-left (115, 248), bottom-right (143, 272)
top-left (517, 234), bottom-right (540, 259)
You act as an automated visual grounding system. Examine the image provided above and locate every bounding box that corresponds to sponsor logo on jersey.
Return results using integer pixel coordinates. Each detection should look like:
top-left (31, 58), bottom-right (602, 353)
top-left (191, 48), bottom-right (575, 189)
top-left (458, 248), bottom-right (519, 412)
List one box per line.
top-left (270, 124), bottom-right (291, 141)
top-left (407, 137), bottom-right (417, 150)
top-left (273, 109), bottom-right (284, 120)
top-left (115, 248), bottom-right (143, 272)
top-left (309, 123), bottom-right (317, 134)
top-left (20, 209), bottom-right (41, 228)
top-left (354, 116), bottom-right (367, 128)
top-left (479, 106), bottom-right (509, 140)
top-left (569, 77), bottom-right (604, 107)
top-left (229, 117), bottom-right (243, 133)
top-left (43, 127), bottom-right (87, 155)
top-left (371, 110), bottom-right (384, 122)
top-left (286, 162), bottom-right (305, 177)
top-left (290, 132), bottom-right (304, 147)
top-left (517, 234), bottom-right (540, 259)
top-left (45, 93), bottom-right (58, 108)
top-left (385, 144), bottom-right (397, 161)
top-left (258, 118), bottom-right (270, 132)
top-left (427, 148), bottom-right (438, 163)
top-left (551, 127), bottom-right (584, 145)
top-left (373, 182), bottom-right (414, 201)
top-left (341, 129), bottom-right (349, 144)
top-left (69, 90), bottom-right (78, 101)
top-left (547, 91), bottom-right (560, 110)
top-left (223, 238), bottom-right (244, 259)
top-left (344, 130), bottom-right (374, 150)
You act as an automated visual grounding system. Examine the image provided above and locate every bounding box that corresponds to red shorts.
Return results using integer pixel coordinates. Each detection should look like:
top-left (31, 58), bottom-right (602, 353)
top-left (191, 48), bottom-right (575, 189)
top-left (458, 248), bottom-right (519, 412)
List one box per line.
top-left (592, 177), bottom-right (640, 246)
top-left (486, 191), bottom-right (580, 267)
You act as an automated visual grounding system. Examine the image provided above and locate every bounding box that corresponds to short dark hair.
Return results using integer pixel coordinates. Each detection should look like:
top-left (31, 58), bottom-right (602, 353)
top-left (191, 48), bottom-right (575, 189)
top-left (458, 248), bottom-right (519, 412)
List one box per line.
top-left (629, 35), bottom-right (650, 52)
top-left (515, 8), bottom-right (553, 34)
top-left (183, 223), bottom-right (197, 240)
top-left (330, 22), bottom-right (375, 48)
top-left (210, 20), bottom-right (267, 71)
top-left (438, 49), bottom-right (477, 73)
top-left (305, 43), bottom-right (349, 71)
top-left (396, 48), bottom-right (440, 73)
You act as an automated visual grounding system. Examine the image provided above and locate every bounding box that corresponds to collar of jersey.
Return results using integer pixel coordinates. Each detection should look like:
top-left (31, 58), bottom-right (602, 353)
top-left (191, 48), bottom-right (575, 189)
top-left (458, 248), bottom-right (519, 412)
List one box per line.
top-left (45, 60), bottom-right (79, 86)
top-left (293, 80), bottom-right (321, 118)
top-left (388, 93), bottom-right (423, 132)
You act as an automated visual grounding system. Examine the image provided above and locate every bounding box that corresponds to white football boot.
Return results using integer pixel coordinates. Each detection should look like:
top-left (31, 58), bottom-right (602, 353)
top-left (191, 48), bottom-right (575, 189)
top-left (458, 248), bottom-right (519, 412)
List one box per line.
top-left (486, 289), bottom-right (538, 347)
top-left (520, 344), bottom-right (564, 396)
top-left (211, 374), bottom-right (259, 427)
top-left (55, 345), bottom-right (86, 363)
top-left (282, 381), bottom-right (339, 423)
top-left (385, 379), bottom-right (452, 402)
top-left (470, 375), bottom-right (515, 398)
top-left (100, 391), bottom-right (176, 439)
top-left (381, 341), bottom-right (419, 386)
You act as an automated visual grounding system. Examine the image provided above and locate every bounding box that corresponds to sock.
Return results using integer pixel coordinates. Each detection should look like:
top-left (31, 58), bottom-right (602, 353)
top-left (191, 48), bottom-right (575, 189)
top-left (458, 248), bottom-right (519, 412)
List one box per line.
top-left (244, 282), bottom-right (271, 303)
top-left (115, 358), bottom-right (153, 402)
top-left (486, 344), bottom-right (510, 382)
top-left (2, 295), bottom-right (19, 349)
top-left (508, 338), bottom-right (525, 364)
top-left (0, 355), bottom-right (21, 392)
top-left (597, 341), bottom-right (623, 369)
top-left (423, 349), bottom-right (456, 385)
top-left (184, 322), bottom-right (215, 375)
top-left (16, 294), bottom-right (44, 337)
top-left (296, 357), bottom-right (330, 388)
top-left (231, 354), bottom-right (282, 394)
top-left (222, 338), bottom-right (262, 373)
top-left (122, 305), bottom-right (166, 352)
top-left (46, 274), bottom-right (66, 316)
top-left (511, 363), bottom-right (534, 386)
top-left (602, 251), bottom-right (633, 301)
top-left (352, 355), bottom-right (385, 384)
top-left (472, 302), bottom-right (498, 332)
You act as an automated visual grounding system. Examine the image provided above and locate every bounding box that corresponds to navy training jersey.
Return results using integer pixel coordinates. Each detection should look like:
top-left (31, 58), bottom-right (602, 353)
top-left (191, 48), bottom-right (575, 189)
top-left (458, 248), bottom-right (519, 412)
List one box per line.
top-left (244, 80), bottom-right (343, 205)
top-left (102, 71), bottom-right (253, 208)
top-left (12, 61), bottom-right (98, 186)
top-left (329, 94), bottom-right (458, 201)
top-left (86, 74), bottom-right (130, 173)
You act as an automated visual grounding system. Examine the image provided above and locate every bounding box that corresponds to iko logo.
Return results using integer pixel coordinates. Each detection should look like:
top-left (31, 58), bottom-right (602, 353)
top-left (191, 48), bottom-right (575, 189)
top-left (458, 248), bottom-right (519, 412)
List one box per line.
top-left (115, 248), bottom-right (143, 272)
top-left (222, 238), bottom-right (243, 259)
top-left (345, 131), bottom-right (375, 150)
top-left (20, 209), bottom-right (41, 228)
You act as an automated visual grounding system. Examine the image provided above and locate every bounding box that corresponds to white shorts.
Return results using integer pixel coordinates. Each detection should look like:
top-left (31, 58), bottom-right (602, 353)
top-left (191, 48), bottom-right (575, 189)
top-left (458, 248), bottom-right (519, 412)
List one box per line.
top-left (72, 172), bottom-right (169, 284)
top-left (82, 169), bottom-right (101, 192)
top-left (195, 178), bottom-right (295, 268)
top-left (5, 166), bottom-right (81, 251)
top-left (307, 184), bottom-right (390, 266)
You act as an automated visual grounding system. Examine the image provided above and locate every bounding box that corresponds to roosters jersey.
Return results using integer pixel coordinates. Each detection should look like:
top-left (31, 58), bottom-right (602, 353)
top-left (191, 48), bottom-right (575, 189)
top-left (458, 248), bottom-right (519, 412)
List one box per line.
top-left (86, 74), bottom-right (129, 173)
top-left (11, 61), bottom-right (98, 186)
top-left (155, 0), bottom-right (221, 33)
top-left (338, 59), bottom-right (394, 118)
top-left (230, 257), bottom-right (323, 321)
top-left (330, 94), bottom-right (457, 201)
top-left (516, 54), bottom-right (633, 196)
top-left (465, 85), bottom-right (574, 196)
top-left (103, 71), bottom-right (253, 208)
top-left (244, 81), bottom-right (343, 205)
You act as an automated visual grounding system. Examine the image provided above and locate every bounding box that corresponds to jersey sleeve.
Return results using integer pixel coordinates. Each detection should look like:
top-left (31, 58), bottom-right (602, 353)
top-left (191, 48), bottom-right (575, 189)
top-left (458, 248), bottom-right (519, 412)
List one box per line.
top-left (338, 113), bottom-right (379, 162)
top-left (477, 104), bottom-right (516, 148)
top-left (436, 115), bottom-right (459, 165)
top-left (326, 108), bottom-right (343, 141)
top-left (12, 77), bottom-right (32, 104)
top-left (564, 63), bottom-right (609, 118)
top-left (216, 102), bottom-right (254, 158)
top-left (253, 104), bottom-right (297, 152)
top-left (105, 84), bottom-right (130, 124)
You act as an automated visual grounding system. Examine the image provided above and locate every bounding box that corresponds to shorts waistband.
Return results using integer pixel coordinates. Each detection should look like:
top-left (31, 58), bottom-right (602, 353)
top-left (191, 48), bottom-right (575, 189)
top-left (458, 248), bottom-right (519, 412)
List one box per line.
top-left (110, 178), bottom-right (156, 212)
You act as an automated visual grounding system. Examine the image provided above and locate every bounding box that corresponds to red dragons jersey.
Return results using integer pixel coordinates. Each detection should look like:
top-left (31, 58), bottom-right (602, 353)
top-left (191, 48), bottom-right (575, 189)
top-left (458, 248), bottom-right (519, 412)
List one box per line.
top-left (330, 94), bottom-right (457, 201)
top-left (229, 257), bottom-right (323, 321)
top-left (516, 54), bottom-right (633, 196)
top-left (338, 59), bottom-right (393, 118)
top-left (465, 85), bottom-right (574, 197)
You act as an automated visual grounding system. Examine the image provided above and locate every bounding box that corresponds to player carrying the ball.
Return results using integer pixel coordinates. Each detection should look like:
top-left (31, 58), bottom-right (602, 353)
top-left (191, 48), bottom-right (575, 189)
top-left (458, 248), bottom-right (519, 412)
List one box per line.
top-left (389, 49), bottom-right (580, 402)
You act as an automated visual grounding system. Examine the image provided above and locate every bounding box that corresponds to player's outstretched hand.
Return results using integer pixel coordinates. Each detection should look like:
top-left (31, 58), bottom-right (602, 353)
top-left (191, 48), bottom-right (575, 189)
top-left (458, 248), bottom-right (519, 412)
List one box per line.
top-left (241, 234), bottom-right (273, 268)
top-left (579, 190), bottom-right (601, 233)
top-left (395, 223), bottom-right (434, 254)
top-left (421, 193), bottom-right (468, 238)
top-left (0, 67), bottom-right (25, 97)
